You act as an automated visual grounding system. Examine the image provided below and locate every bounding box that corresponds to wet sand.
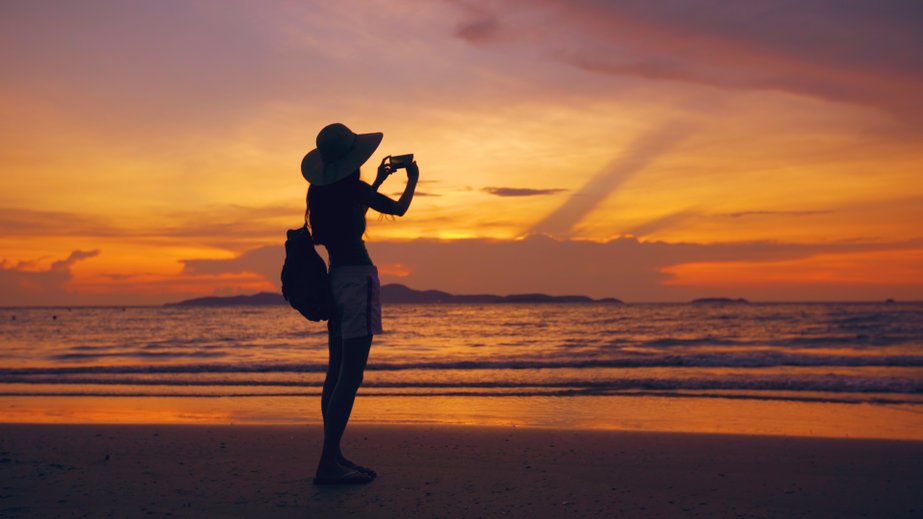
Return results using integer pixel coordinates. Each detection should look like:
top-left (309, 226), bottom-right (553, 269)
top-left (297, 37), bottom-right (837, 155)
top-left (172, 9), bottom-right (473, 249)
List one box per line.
top-left (1, 423), bottom-right (921, 518)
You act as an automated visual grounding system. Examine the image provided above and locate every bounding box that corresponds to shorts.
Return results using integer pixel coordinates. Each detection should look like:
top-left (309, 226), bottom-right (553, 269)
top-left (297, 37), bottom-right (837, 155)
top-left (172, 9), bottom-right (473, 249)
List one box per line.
top-left (327, 265), bottom-right (383, 339)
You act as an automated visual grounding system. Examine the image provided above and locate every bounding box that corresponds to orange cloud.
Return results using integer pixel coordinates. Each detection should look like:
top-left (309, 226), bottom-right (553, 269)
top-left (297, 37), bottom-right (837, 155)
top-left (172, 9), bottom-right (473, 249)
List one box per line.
top-left (664, 249), bottom-right (923, 288)
top-left (170, 236), bottom-right (923, 303)
top-left (378, 263), bottom-right (412, 277)
top-left (0, 250), bottom-right (99, 306)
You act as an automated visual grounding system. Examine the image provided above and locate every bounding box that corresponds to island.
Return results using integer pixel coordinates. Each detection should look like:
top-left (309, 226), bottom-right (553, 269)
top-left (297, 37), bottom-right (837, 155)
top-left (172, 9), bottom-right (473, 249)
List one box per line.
top-left (165, 284), bottom-right (622, 307)
top-left (166, 292), bottom-right (286, 307)
top-left (690, 297), bottom-right (749, 304)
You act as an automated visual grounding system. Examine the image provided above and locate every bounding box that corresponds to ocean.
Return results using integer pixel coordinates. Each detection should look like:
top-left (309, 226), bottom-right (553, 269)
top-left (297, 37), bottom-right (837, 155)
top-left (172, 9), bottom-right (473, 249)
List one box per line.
top-left (2, 302), bottom-right (922, 438)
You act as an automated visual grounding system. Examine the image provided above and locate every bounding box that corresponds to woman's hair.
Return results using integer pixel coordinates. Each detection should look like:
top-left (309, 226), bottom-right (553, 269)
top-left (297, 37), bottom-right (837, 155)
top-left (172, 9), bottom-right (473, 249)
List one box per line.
top-left (306, 170), bottom-right (366, 245)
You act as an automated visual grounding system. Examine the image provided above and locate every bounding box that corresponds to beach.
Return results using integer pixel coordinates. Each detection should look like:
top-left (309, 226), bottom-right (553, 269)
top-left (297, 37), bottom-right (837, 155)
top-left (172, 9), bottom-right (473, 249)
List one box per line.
top-left (2, 304), bottom-right (922, 516)
top-left (1, 423), bottom-right (921, 518)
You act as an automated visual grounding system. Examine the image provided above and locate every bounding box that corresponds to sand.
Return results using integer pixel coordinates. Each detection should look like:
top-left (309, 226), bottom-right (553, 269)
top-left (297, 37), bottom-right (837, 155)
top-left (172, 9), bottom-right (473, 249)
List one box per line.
top-left (1, 424), bottom-right (921, 518)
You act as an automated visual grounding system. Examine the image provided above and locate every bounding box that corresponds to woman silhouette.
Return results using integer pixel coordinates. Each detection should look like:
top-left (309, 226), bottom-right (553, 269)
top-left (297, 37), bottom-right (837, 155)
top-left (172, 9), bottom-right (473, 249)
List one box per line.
top-left (301, 123), bottom-right (418, 485)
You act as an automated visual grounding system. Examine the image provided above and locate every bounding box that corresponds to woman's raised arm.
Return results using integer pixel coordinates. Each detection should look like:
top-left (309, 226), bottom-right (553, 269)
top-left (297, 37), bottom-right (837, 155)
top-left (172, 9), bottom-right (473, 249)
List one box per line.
top-left (366, 162), bottom-right (418, 216)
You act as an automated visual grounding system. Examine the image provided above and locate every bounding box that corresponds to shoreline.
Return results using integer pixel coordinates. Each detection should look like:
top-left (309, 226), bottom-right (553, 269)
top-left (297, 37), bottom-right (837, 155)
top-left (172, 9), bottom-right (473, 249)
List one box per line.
top-left (1, 423), bottom-right (921, 518)
top-left (3, 300), bottom-right (922, 309)
top-left (3, 393), bottom-right (922, 441)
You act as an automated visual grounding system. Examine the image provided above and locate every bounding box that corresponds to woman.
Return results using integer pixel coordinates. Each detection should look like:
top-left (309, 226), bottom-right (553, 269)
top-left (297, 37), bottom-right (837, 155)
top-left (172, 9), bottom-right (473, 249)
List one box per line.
top-left (301, 122), bottom-right (418, 485)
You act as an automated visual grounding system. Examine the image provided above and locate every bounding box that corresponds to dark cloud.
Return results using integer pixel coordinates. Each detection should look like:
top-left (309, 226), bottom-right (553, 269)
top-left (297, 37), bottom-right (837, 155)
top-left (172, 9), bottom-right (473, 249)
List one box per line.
top-left (390, 191), bottom-right (441, 197)
top-left (450, 0), bottom-right (506, 45)
top-left (717, 210), bottom-right (833, 219)
top-left (0, 250), bottom-right (99, 306)
top-left (178, 235), bottom-right (922, 301)
top-left (455, 16), bottom-right (502, 44)
top-left (454, 0), bottom-right (923, 125)
top-left (483, 187), bottom-right (568, 197)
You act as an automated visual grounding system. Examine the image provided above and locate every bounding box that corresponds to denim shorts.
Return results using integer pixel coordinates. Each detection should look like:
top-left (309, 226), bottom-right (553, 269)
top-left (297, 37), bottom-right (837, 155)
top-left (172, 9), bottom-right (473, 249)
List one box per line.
top-left (327, 265), bottom-right (383, 339)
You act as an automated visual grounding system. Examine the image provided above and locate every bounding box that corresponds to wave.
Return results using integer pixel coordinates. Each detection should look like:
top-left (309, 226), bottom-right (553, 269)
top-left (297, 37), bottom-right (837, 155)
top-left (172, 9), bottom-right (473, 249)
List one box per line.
top-left (620, 335), bottom-right (922, 348)
top-left (2, 374), bottom-right (922, 394)
top-left (48, 351), bottom-right (228, 361)
top-left (5, 352), bottom-right (923, 376)
top-left (635, 337), bottom-right (752, 347)
top-left (0, 389), bottom-right (919, 405)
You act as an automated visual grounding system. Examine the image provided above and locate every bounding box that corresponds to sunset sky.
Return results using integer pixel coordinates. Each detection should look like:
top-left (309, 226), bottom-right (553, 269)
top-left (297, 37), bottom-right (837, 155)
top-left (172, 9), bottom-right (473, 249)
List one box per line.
top-left (2, 0), bottom-right (922, 305)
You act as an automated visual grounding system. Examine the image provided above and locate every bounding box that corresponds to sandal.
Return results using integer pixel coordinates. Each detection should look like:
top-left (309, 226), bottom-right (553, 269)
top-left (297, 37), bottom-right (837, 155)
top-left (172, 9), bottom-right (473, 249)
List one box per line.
top-left (313, 469), bottom-right (375, 486)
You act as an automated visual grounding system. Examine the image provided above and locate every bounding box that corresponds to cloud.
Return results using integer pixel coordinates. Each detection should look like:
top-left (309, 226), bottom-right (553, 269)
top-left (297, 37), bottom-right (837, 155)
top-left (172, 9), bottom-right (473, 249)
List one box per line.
top-left (455, 14), bottom-right (502, 45)
top-left (453, 0), bottom-right (923, 125)
top-left (51, 250), bottom-right (100, 271)
top-left (178, 235), bottom-right (922, 301)
top-left (624, 208), bottom-right (700, 238)
top-left (0, 208), bottom-right (120, 237)
top-left (716, 210), bottom-right (833, 219)
top-left (0, 250), bottom-right (99, 306)
top-left (482, 187), bottom-right (568, 197)
top-left (621, 208), bottom-right (835, 237)
top-left (389, 191), bottom-right (441, 197)
top-left (0, 204), bottom-right (301, 250)
top-left (180, 246), bottom-right (282, 289)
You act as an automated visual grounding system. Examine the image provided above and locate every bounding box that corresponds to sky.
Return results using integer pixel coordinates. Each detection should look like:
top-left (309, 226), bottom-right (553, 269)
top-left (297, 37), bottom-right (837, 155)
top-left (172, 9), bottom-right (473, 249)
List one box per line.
top-left (1, 0), bottom-right (922, 305)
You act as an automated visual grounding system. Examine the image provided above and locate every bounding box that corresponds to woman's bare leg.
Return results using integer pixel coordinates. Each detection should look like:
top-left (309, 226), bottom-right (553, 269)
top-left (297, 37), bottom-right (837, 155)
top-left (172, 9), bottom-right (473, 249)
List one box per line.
top-left (316, 334), bottom-right (373, 477)
top-left (321, 323), bottom-right (342, 424)
top-left (321, 326), bottom-right (365, 469)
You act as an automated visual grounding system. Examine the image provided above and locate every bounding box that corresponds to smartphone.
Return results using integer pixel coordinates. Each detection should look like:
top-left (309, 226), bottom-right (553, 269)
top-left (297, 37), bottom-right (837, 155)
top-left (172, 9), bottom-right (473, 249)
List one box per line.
top-left (389, 154), bottom-right (414, 169)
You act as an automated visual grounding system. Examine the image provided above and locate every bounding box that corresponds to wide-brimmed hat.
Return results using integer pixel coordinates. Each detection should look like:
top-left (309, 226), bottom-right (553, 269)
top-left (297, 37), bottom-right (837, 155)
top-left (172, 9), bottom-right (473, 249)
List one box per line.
top-left (301, 123), bottom-right (383, 185)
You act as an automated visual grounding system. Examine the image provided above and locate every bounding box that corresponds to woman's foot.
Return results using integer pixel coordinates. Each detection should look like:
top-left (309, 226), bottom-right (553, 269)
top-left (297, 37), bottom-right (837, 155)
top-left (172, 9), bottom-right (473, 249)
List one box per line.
top-left (314, 460), bottom-right (374, 485)
top-left (338, 455), bottom-right (377, 478)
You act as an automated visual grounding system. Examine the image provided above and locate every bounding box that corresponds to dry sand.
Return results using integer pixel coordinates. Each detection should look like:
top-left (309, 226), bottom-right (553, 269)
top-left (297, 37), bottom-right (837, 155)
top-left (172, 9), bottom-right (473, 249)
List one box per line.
top-left (1, 423), bottom-right (921, 518)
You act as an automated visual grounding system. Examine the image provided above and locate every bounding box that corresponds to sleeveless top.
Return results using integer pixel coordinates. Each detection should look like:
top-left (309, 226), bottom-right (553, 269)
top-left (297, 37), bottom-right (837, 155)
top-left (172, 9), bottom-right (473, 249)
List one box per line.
top-left (308, 179), bottom-right (375, 267)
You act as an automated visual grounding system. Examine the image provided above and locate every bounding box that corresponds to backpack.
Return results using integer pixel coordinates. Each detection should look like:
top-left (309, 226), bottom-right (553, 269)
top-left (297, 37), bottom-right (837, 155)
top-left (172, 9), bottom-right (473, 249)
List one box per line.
top-left (280, 225), bottom-right (333, 321)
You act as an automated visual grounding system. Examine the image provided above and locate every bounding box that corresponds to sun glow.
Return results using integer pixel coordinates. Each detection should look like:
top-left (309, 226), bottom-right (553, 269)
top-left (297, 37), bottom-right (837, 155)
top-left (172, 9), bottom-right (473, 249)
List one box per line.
top-left (1, 1), bottom-right (921, 304)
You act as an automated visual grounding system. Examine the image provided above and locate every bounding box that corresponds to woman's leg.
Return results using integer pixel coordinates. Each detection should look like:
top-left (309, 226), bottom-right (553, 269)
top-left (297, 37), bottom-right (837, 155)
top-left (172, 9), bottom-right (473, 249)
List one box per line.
top-left (317, 334), bottom-right (373, 476)
top-left (321, 320), bottom-right (342, 423)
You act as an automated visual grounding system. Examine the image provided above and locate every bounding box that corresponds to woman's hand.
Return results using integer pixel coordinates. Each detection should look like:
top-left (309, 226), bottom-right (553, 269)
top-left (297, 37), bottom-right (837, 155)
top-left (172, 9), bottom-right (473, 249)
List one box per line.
top-left (375, 156), bottom-right (392, 184)
top-left (406, 161), bottom-right (419, 180)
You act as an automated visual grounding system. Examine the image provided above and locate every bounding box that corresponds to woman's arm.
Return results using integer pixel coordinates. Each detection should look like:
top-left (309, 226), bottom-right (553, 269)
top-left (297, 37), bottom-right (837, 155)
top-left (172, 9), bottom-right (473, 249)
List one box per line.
top-left (365, 162), bottom-right (418, 216)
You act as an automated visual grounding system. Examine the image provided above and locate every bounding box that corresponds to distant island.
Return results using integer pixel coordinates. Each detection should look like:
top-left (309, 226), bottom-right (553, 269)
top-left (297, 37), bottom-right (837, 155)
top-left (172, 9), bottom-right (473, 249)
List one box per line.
top-left (165, 284), bottom-right (623, 307)
top-left (166, 292), bottom-right (285, 307)
top-left (691, 297), bottom-right (749, 304)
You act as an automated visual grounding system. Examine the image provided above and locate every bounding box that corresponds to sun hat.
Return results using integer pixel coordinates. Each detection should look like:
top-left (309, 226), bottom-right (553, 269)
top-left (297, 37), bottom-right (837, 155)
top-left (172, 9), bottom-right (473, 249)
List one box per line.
top-left (301, 123), bottom-right (383, 185)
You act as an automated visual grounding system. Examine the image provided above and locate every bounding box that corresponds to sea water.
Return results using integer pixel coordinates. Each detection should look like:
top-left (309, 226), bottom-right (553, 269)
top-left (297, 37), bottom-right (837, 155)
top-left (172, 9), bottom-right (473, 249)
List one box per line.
top-left (1, 303), bottom-right (922, 438)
